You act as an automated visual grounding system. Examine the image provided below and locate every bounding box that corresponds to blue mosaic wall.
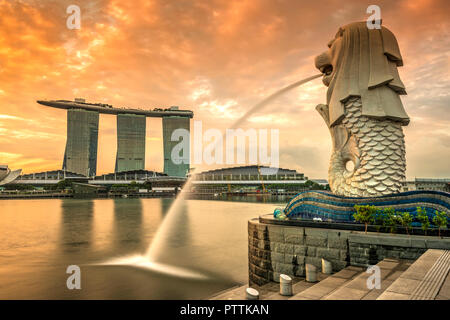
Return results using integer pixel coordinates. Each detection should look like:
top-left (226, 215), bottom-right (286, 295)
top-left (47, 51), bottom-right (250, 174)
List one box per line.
top-left (283, 190), bottom-right (450, 223)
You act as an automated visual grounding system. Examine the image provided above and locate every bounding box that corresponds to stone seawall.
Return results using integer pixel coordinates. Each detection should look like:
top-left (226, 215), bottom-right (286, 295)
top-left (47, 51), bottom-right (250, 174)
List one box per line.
top-left (248, 217), bottom-right (450, 286)
top-left (248, 218), bottom-right (350, 286)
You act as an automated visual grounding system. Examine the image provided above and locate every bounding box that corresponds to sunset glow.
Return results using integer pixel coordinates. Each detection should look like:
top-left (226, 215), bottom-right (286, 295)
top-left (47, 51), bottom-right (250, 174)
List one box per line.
top-left (0, 0), bottom-right (448, 178)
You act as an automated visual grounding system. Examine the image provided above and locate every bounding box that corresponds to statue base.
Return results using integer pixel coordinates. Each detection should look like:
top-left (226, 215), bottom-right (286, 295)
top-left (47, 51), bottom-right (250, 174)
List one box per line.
top-left (281, 190), bottom-right (450, 223)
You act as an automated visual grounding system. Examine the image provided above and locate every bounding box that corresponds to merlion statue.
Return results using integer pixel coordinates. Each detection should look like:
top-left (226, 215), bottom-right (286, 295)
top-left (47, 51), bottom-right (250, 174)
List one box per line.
top-left (314, 21), bottom-right (409, 197)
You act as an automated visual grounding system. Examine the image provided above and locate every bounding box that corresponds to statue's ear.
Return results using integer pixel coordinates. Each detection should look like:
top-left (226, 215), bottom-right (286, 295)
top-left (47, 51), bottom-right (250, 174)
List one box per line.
top-left (381, 27), bottom-right (403, 66)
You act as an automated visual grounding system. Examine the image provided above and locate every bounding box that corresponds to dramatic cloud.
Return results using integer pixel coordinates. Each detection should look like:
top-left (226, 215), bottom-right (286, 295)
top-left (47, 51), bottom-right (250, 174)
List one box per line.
top-left (0, 0), bottom-right (449, 178)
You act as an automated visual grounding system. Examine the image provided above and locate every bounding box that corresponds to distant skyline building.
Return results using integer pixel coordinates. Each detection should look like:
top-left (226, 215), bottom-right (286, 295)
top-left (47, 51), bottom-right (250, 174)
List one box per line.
top-left (38, 99), bottom-right (193, 177)
top-left (63, 109), bottom-right (99, 177)
top-left (189, 165), bottom-right (309, 194)
top-left (115, 114), bottom-right (146, 173)
top-left (402, 178), bottom-right (450, 192)
top-left (162, 116), bottom-right (190, 177)
top-left (191, 165), bottom-right (307, 182)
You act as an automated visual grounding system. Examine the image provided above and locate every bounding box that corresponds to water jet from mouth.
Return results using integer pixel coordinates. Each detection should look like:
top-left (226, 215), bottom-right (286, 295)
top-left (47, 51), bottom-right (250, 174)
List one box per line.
top-left (145, 73), bottom-right (322, 262)
top-left (103, 73), bottom-right (322, 280)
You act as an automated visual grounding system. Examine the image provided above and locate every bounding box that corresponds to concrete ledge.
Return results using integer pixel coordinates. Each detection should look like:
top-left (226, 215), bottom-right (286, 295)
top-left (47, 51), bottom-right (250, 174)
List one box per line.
top-left (349, 233), bottom-right (450, 250)
top-left (260, 214), bottom-right (450, 237)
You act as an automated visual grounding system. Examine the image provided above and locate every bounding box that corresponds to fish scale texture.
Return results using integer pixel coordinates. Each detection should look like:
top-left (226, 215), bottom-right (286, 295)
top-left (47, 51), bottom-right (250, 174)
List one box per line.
top-left (330, 97), bottom-right (406, 197)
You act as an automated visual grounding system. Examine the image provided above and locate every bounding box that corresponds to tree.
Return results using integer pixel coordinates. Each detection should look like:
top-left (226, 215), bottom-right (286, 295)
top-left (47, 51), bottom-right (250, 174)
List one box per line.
top-left (417, 207), bottom-right (430, 235)
top-left (56, 179), bottom-right (73, 190)
top-left (353, 205), bottom-right (376, 234)
top-left (432, 210), bottom-right (448, 238)
top-left (399, 212), bottom-right (413, 235)
top-left (381, 207), bottom-right (397, 234)
top-left (373, 209), bottom-right (384, 233)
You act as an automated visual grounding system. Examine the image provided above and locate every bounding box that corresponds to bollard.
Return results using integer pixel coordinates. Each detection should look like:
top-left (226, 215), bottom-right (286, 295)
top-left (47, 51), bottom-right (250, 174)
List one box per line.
top-left (279, 274), bottom-right (293, 296)
top-left (322, 258), bottom-right (333, 274)
top-left (246, 287), bottom-right (259, 300)
top-left (305, 264), bottom-right (317, 282)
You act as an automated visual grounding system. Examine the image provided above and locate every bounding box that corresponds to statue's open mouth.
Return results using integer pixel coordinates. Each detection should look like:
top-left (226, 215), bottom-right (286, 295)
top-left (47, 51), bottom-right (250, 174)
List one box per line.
top-left (319, 64), bottom-right (333, 86)
top-left (320, 64), bottom-right (333, 76)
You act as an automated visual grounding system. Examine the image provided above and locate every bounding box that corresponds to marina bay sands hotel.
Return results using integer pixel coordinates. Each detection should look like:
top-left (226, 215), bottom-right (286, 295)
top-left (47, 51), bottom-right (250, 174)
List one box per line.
top-left (37, 99), bottom-right (193, 178)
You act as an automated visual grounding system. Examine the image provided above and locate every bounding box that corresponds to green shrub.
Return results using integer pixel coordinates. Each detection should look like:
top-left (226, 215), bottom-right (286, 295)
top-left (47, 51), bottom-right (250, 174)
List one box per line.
top-left (399, 212), bottom-right (413, 235)
top-left (432, 210), bottom-right (448, 238)
top-left (417, 207), bottom-right (430, 235)
top-left (353, 205), bottom-right (376, 234)
top-left (383, 208), bottom-right (399, 234)
top-left (373, 210), bottom-right (384, 233)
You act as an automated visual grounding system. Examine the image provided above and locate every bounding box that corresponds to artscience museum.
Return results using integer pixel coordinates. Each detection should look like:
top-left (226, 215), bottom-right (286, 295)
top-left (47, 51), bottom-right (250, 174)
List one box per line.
top-left (0, 165), bottom-right (22, 186)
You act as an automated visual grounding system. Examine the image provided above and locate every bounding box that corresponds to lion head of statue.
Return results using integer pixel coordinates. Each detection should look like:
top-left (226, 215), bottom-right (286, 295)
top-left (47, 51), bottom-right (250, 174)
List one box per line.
top-left (314, 21), bottom-right (410, 127)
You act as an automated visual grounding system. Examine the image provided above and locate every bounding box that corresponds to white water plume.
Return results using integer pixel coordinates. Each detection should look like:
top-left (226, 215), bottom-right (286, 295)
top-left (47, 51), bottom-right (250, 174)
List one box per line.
top-left (146, 74), bottom-right (322, 261)
top-left (102, 74), bottom-right (322, 280)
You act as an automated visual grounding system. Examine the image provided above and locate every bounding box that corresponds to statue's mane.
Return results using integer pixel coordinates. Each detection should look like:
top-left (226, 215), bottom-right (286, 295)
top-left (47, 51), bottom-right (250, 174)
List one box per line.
top-left (327, 22), bottom-right (410, 127)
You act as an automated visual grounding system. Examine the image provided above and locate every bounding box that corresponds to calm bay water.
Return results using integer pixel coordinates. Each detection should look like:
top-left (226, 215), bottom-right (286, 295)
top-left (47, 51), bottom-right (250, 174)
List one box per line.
top-left (0, 196), bottom-right (284, 299)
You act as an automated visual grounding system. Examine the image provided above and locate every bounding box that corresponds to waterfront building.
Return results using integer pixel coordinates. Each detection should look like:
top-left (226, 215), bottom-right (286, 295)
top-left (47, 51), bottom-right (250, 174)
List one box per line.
top-left (16, 169), bottom-right (168, 185)
top-left (0, 165), bottom-right (22, 186)
top-left (93, 169), bottom-right (167, 182)
top-left (115, 114), bottom-right (146, 172)
top-left (37, 99), bottom-right (193, 177)
top-left (189, 165), bottom-right (310, 193)
top-left (402, 178), bottom-right (450, 192)
top-left (162, 115), bottom-right (190, 177)
top-left (191, 165), bottom-right (306, 181)
top-left (63, 109), bottom-right (99, 177)
top-left (311, 179), bottom-right (329, 186)
top-left (16, 170), bottom-right (88, 185)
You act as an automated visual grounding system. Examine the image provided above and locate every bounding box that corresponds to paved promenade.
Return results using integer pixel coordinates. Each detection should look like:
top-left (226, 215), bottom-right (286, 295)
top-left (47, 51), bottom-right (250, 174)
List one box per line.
top-left (210, 249), bottom-right (450, 300)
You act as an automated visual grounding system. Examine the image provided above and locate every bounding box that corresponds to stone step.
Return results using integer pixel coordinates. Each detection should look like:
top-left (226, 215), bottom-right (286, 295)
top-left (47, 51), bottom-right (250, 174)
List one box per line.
top-left (209, 280), bottom-right (289, 300)
top-left (213, 250), bottom-right (450, 300)
top-left (289, 266), bottom-right (364, 300)
top-left (209, 284), bottom-right (247, 300)
top-left (264, 272), bottom-right (330, 300)
top-left (377, 249), bottom-right (450, 300)
top-left (210, 273), bottom-right (329, 300)
top-left (323, 258), bottom-right (413, 300)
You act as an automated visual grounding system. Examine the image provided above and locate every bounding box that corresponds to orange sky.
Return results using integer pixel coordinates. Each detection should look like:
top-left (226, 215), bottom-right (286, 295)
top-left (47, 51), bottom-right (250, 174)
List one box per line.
top-left (0, 0), bottom-right (449, 178)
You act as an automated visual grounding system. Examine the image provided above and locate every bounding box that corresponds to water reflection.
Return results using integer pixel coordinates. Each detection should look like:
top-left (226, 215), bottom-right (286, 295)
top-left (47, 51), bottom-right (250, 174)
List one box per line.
top-left (188, 193), bottom-right (290, 204)
top-left (0, 197), bottom-right (278, 299)
top-left (60, 199), bottom-right (94, 251)
top-left (160, 197), bottom-right (174, 217)
top-left (113, 198), bottom-right (143, 249)
top-left (154, 200), bottom-right (192, 264)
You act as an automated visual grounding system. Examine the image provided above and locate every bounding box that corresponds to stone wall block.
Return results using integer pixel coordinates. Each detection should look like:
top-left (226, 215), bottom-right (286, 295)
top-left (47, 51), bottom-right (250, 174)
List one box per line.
top-left (293, 245), bottom-right (307, 256)
top-left (305, 257), bottom-right (322, 269)
top-left (307, 246), bottom-right (317, 257)
top-left (270, 251), bottom-right (284, 263)
top-left (305, 236), bottom-right (328, 247)
top-left (316, 247), bottom-right (341, 260)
